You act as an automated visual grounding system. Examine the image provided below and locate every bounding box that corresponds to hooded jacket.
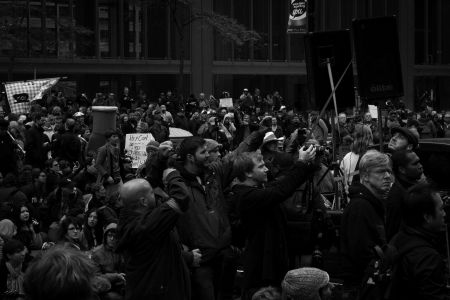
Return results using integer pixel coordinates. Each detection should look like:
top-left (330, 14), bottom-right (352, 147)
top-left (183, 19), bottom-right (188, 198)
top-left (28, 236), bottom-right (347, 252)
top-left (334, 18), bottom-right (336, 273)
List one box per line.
top-left (389, 226), bottom-right (448, 300)
top-left (340, 182), bottom-right (387, 284)
top-left (115, 171), bottom-right (190, 300)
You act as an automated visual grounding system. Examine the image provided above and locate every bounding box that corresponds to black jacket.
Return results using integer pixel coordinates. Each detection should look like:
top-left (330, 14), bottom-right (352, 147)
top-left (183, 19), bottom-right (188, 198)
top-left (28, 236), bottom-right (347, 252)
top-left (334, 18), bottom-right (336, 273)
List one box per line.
top-left (59, 131), bottom-right (81, 164)
top-left (340, 183), bottom-right (387, 284)
top-left (24, 125), bottom-right (50, 169)
top-left (233, 161), bottom-right (313, 290)
top-left (390, 226), bottom-right (449, 300)
top-left (116, 171), bottom-right (190, 300)
top-left (385, 176), bottom-right (415, 242)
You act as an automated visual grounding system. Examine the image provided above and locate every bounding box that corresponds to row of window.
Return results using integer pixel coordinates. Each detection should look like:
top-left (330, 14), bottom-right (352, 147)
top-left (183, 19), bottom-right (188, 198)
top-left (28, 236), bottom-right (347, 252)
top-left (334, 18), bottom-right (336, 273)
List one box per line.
top-left (0, 0), bottom-right (448, 64)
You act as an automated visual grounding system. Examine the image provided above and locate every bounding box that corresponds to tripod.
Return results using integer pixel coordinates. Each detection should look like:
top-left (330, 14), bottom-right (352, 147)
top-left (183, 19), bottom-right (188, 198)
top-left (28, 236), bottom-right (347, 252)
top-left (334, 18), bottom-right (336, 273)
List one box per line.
top-left (309, 57), bottom-right (353, 210)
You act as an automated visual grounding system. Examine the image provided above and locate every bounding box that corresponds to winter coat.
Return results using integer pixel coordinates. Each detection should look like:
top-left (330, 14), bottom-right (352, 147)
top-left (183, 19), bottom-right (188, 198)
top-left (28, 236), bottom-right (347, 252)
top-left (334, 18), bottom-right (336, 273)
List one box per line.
top-left (389, 226), bottom-right (449, 300)
top-left (0, 131), bottom-right (18, 176)
top-left (95, 143), bottom-right (121, 183)
top-left (340, 183), bottom-right (387, 284)
top-left (24, 125), bottom-right (50, 169)
top-left (115, 171), bottom-right (190, 300)
top-left (176, 128), bottom-right (266, 263)
top-left (59, 131), bottom-right (82, 165)
top-left (385, 176), bottom-right (415, 242)
top-left (233, 161), bottom-right (314, 290)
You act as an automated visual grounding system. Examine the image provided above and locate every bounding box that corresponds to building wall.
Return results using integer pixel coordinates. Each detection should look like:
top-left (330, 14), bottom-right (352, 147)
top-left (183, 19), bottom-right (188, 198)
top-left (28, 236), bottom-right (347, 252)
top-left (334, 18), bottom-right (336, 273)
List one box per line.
top-left (1, 0), bottom-right (450, 111)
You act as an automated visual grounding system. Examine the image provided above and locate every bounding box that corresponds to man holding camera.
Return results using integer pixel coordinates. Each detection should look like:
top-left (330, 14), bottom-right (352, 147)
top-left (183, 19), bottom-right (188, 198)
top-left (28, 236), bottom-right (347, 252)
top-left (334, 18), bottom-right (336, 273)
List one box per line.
top-left (232, 146), bottom-right (316, 299)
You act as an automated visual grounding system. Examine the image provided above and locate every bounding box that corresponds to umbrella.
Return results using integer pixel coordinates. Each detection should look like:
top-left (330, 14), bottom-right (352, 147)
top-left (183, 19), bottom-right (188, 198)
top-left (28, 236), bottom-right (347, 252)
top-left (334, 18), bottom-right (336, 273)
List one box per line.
top-left (169, 127), bottom-right (193, 139)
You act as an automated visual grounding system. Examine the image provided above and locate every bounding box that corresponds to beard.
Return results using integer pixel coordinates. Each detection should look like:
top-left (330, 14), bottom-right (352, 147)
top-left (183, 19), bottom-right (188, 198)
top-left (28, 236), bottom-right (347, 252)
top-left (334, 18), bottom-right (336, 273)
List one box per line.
top-left (194, 156), bottom-right (207, 170)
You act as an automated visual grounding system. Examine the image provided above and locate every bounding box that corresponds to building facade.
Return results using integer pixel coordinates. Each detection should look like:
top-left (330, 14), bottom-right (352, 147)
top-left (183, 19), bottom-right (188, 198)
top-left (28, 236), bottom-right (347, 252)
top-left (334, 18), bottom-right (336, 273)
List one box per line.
top-left (0, 0), bottom-right (449, 111)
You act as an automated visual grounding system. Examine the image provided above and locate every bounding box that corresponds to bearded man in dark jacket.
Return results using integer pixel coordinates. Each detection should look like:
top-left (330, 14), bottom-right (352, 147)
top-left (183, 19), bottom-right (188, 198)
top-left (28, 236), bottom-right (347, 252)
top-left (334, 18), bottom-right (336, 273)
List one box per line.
top-left (389, 183), bottom-right (449, 300)
top-left (340, 150), bottom-right (393, 288)
top-left (174, 128), bottom-right (266, 300)
top-left (232, 146), bottom-right (316, 299)
top-left (116, 174), bottom-right (190, 300)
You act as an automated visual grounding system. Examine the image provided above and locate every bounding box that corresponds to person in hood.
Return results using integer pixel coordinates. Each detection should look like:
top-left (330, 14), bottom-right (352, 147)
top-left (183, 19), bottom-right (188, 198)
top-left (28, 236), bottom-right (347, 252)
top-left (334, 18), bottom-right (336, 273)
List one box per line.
top-left (92, 222), bottom-right (125, 299)
top-left (116, 174), bottom-right (190, 300)
top-left (340, 150), bottom-right (392, 293)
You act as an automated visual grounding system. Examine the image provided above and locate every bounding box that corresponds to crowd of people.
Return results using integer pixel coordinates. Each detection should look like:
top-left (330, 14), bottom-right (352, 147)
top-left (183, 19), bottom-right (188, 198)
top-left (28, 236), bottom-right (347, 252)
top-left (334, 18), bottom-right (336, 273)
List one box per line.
top-left (0, 86), bottom-right (449, 300)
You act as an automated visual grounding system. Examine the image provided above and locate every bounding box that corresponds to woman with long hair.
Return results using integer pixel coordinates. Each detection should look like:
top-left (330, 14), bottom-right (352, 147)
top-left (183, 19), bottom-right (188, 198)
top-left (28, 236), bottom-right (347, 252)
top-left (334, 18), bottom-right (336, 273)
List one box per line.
top-left (11, 204), bottom-right (43, 253)
top-left (81, 209), bottom-right (103, 250)
top-left (340, 124), bottom-right (373, 194)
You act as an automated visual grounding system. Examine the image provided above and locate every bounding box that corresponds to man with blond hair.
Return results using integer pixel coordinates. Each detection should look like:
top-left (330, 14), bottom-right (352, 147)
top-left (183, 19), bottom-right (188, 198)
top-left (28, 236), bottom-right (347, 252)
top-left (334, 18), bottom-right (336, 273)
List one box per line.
top-left (341, 150), bottom-right (393, 293)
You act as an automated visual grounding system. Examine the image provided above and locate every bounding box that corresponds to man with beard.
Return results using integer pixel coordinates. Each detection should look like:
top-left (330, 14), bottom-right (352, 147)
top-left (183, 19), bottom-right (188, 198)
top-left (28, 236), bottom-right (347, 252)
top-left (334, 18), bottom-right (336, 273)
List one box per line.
top-left (386, 150), bottom-right (424, 241)
top-left (340, 150), bottom-right (393, 295)
top-left (175, 133), bottom-right (265, 300)
top-left (25, 113), bottom-right (51, 169)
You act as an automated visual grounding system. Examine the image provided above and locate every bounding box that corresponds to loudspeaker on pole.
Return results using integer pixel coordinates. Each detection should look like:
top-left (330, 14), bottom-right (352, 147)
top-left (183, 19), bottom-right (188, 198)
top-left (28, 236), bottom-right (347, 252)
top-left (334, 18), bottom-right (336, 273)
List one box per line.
top-left (304, 30), bottom-right (355, 111)
top-left (352, 16), bottom-right (404, 101)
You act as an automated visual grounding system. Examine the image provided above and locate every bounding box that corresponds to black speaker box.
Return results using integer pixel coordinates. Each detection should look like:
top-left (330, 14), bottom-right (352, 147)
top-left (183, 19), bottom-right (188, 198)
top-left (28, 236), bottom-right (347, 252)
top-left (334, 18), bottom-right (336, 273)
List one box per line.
top-left (304, 30), bottom-right (355, 111)
top-left (352, 16), bottom-right (404, 101)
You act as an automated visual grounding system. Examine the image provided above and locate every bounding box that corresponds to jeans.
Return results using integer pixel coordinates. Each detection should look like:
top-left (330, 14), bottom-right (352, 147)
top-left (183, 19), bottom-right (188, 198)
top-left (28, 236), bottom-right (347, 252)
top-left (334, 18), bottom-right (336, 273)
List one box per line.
top-left (191, 249), bottom-right (238, 300)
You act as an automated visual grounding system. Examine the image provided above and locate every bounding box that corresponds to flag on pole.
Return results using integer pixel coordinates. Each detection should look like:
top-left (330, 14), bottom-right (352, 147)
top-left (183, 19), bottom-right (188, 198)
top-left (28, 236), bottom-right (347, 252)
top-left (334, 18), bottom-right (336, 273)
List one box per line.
top-left (4, 77), bottom-right (60, 114)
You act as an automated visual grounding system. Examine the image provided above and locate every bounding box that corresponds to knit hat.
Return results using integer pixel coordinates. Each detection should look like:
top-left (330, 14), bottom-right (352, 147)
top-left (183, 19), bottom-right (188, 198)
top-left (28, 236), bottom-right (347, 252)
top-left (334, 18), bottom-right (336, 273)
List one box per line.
top-left (261, 131), bottom-right (278, 147)
top-left (204, 139), bottom-right (222, 152)
top-left (103, 222), bottom-right (117, 235)
top-left (282, 268), bottom-right (330, 300)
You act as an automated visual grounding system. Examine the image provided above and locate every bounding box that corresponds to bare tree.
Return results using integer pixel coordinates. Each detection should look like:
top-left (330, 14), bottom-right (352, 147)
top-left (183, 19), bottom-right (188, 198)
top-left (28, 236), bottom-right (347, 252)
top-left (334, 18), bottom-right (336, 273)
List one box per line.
top-left (134, 0), bottom-right (260, 96)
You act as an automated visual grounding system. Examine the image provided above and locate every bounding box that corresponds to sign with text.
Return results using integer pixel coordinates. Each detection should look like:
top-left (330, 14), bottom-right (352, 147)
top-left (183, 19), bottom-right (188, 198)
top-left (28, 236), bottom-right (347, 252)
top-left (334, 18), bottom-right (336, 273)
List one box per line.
top-left (219, 98), bottom-right (233, 108)
top-left (368, 105), bottom-right (378, 119)
top-left (124, 133), bottom-right (155, 168)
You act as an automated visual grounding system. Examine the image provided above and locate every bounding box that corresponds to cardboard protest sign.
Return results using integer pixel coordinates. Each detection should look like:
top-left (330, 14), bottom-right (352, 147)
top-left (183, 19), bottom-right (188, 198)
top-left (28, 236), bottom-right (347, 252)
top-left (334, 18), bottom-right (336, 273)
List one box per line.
top-left (219, 98), bottom-right (233, 108)
top-left (124, 133), bottom-right (155, 168)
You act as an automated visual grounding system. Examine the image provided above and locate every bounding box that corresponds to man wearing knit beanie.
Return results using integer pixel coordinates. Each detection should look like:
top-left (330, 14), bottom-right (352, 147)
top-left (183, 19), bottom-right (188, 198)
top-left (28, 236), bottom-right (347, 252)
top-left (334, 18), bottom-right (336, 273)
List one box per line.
top-left (281, 268), bottom-right (333, 300)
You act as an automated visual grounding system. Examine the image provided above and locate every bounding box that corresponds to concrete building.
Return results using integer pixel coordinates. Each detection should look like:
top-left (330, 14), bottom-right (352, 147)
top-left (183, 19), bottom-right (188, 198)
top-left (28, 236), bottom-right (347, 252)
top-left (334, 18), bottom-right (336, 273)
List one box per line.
top-left (0, 0), bottom-right (449, 111)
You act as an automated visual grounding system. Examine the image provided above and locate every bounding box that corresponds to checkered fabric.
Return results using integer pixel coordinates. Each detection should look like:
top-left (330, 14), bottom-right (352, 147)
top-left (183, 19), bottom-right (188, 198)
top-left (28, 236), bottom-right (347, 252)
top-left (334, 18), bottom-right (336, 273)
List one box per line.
top-left (4, 77), bottom-right (60, 114)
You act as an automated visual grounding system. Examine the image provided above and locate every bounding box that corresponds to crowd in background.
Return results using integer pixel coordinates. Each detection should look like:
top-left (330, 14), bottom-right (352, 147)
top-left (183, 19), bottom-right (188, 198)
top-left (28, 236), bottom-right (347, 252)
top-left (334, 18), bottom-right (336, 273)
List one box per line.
top-left (0, 85), bottom-right (449, 300)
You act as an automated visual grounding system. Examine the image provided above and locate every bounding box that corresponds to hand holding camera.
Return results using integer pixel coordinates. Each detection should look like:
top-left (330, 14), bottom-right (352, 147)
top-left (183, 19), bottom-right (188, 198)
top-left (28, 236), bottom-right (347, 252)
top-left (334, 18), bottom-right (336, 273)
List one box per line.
top-left (299, 144), bottom-right (316, 163)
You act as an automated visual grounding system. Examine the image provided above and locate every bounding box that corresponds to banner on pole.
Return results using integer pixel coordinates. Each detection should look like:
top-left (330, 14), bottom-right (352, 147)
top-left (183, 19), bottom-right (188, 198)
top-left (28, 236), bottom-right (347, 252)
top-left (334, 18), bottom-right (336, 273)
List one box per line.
top-left (4, 77), bottom-right (60, 114)
top-left (287, 0), bottom-right (308, 34)
top-left (124, 133), bottom-right (155, 169)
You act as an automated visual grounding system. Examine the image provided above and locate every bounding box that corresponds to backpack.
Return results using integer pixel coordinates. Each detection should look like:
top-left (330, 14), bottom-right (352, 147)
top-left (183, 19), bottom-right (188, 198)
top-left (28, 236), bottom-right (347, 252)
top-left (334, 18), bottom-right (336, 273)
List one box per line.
top-left (358, 241), bottom-right (426, 300)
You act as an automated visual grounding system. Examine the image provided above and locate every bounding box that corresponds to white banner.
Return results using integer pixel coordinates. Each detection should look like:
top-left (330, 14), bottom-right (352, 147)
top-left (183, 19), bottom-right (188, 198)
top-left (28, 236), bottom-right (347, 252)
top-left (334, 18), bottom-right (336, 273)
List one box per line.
top-left (4, 77), bottom-right (60, 114)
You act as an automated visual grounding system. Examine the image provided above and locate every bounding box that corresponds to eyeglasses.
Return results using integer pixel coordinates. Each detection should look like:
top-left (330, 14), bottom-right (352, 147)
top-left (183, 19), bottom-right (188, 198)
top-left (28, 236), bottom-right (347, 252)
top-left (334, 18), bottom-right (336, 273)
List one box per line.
top-left (68, 226), bottom-right (80, 231)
